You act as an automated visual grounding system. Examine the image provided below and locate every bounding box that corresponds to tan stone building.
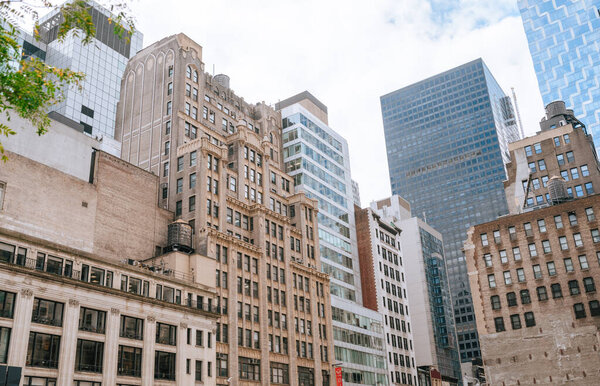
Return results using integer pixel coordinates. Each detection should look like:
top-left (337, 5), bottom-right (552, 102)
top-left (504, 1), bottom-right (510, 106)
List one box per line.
top-left (0, 148), bottom-right (219, 385)
top-left (504, 101), bottom-right (600, 214)
top-left (464, 194), bottom-right (600, 385)
top-left (115, 34), bottom-right (334, 385)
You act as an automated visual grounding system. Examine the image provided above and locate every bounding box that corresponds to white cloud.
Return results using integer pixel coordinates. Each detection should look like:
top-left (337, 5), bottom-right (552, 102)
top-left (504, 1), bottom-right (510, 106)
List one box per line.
top-left (130, 0), bottom-right (545, 206)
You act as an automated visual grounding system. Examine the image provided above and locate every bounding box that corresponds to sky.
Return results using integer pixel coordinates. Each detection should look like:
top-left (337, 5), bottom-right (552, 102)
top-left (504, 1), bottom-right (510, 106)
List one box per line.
top-left (129, 0), bottom-right (545, 206)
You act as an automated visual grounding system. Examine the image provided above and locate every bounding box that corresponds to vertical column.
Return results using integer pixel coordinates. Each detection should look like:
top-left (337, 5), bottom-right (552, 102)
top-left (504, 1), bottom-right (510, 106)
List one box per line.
top-left (103, 308), bottom-right (120, 385)
top-left (142, 315), bottom-right (156, 386)
top-left (57, 298), bottom-right (80, 385)
top-left (7, 288), bottom-right (34, 367)
top-left (178, 322), bottom-right (188, 385)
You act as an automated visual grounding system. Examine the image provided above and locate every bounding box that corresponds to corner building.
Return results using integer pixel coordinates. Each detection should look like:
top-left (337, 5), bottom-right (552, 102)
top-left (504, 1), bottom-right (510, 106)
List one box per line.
top-left (115, 34), bottom-right (334, 385)
top-left (465, 194), bottom-right (600, 385)
top-left (380, 59), bottom-right (520, 363)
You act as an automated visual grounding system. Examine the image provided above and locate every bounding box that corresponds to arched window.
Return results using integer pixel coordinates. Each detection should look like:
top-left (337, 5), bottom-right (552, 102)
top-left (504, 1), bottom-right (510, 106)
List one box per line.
top-left (186, 66), bottom-right (191, 78)
top-left (193, 70), bottom-right (198, 83)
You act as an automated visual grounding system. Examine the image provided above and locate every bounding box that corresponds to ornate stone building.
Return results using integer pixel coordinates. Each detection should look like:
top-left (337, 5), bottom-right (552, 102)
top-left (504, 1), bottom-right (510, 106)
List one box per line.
top-left (115, 34), bottom-right (334, 385)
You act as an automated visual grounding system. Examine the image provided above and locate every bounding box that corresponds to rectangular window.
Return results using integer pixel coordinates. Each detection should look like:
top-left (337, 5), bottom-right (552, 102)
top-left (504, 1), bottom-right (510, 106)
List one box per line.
top-left (579, 255), bottom-right (589, 269)
top-left (503, 271), bottom-right (512, 285)
top-left (79, 307), bottom-right (106, 334)
top-left (559, 236), bottom-right (569, 250)
top-left (487, 274), bottom-right (496, 288)
top-left (516, 268), bottom-right (525, 282)
top-left (542, 240), bottom-right (551, 253)
top-left (155, 351), bottom-right (176, 380)
top-left (32, 298), bottom-right (64, 326)
top-left (528, 243), bottom-right (537, 257)
top-left (156, 322), bottom-right (177, 346)
top-left (533, 264), bottom-right (542, 279)
top-left (583, 277), bottom-right (596, 292)
top-left (554, 215), bottom-right (563, 229)
top-left (557, 154), bottom-right (565, 166)
top-left (0, 326), bottom-right (9, 364)
top-left (512, 247), bottom-right (521, 261)
top-left (547, 261), bottom-right (556, 276)
top-left (75, 339), bottom-right (104, 372)
top-left (524, 312), bottom-right (536, 327)
top-left (537, 286), bottom-right (548, 301)
top-left (574, 303), bottom-right (586, 319)
top-left (566, 151), bottom-right (574, 163)
top-left (581, 164), bottom-right (590, 177)
top-left (0, 289), bottom-right (15, 319)
top-left (120, 315), bottom-right (144, 340)
top-left (27, 332), bottom-right (60, 368)
top-left (564, 258), bottom-right (574, 272)
top-left (538, 159), bottom-right (546, 171)
top-left (510, 314), bottom-right (521, 330)
top-left (118, 345), bottom-right (142, 377)
top-left (494, 317), bottom-right (505, 332)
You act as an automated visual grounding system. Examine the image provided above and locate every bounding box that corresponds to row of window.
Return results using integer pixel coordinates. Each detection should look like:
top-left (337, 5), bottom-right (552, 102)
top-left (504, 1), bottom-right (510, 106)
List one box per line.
top-left (526, 164), bottom-right (591, 192)
top-left (494, 311), bottom-right (536, 332)
top-left (526, 183), bottom-right (594, 206)
top-left (375, 228), bottom-right (397, 248)
top-left (385, 315), bottom-right (410, 334)
top-left (480, 208), bottom-right (595, 246)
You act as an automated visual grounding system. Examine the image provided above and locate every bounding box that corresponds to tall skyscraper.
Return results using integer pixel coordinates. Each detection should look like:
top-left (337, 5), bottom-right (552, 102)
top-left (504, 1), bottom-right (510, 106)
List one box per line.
top-left (518, 0), bottom-right (600, 147)
top-left (380, 59), bottom-right (520, 363)
top-left (28, 0), bottom-right (143, 154)
top-left (277, 92), bottom-right (389, 385)
top-left (115, 35), bottom-right (334, 385)
top-left (372, 196), bottom-right (461, 385)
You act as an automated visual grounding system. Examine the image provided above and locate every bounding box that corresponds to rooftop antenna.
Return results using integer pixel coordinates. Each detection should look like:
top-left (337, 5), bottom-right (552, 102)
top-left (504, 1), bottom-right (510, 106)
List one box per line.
top-left (511, 87), bottom-right (525, 139)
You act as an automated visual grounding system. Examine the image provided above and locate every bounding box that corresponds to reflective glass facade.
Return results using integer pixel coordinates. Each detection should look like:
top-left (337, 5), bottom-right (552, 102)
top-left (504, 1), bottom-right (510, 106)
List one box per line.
top-left (518, 0), bottom-right (600, 146)
top-left (279, 96), bottom-right (388, 384)
top-left (380, 59), bottom-right (519, 362)
top-left (37, 0), bottom-right (143, 146)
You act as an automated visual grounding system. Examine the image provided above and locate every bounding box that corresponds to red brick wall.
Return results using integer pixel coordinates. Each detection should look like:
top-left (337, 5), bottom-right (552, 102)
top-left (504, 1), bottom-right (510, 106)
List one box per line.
top-left (355, 205), bottom-right (378, 311)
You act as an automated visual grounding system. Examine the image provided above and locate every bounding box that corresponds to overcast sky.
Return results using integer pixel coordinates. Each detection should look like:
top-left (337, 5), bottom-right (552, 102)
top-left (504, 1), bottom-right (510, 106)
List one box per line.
top-left (130, 0), bottom-right (545, 206)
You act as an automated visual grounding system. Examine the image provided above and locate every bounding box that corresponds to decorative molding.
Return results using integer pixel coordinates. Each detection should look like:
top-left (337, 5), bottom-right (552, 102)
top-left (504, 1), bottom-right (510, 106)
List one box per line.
top-left (111, 308), bottom-right (120, 315)
top-left (147, 315), bottom-right (156, 322)
top-left (20, 288), bottom-right (33, 297)
top-left (68, 299), bottom-right (80, 306)
top-left (180, 322), bottom-right (188, 329)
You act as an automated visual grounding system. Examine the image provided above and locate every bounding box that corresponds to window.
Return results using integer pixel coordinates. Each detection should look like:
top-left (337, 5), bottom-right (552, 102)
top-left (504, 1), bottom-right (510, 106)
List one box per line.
top-left (217, 354), bottom-right (228, 378)
top-left (537, 286), bottom-right (548, 301)
top-left (568, 280), bottom-right (580, 295)
top-left (270, 362), bottom-right (289, 384)
top-left (190, 151), bottom-right (197, 166)
top-left (559, 236), bottom-right (568, 250)
top-left (583, 277), bottom-right (596, 292)
top-left (494, 317), bottom-right (505, 332)
top-left (0, 326), bottom-right (10, 364)
top-left (541, 175), bottom-right (549, 187)
top-left (155, 351), bottom-right (176, 380)
top-left (239, 356), bottom-right (260, 381)
top-left (167, 82), bottom-right (173, 95)
top-left (163, 162), bottom-right (169, 177)
top-left (186, 66), bottom-right (192, 78)
top-left (553, 136), bottom-right (561, 147)
top-left (524, 312), bottom-right (535, 327)
top-left (75, 339), bottom-right (104, 372)
top-left (195, 360), bottom-right (203, 381)
top-left (575, 185), bottom-right (584, 197)
top-left (512, 247), bottom-right (521, 261)
top-left (554, 215), bottom-right (563, 229)
top-left (564, 258), bottom-right (574, 272)
top-left (520, 289), bottom-right (531, 304)
top-left (176, 178), bottom-right (183, 193)
top-left (510, 314), bottom-right (521, 330)
top-left (585, 182), bottom-right (594, 194)
top-left (532, 264), bottom-right (542, 279)
top-left (175, 200), bottom-right (182, 216)
top-left (165, 120), bottom-right (171, 135)
top-left (483, 253), bottom-right (492, 267)
top-left (508, 226), bottom-right (517, 240)
top-left (566, 151), bottom-right (574, 163)
top-left (516, 268), bottom-right (525, 282)
top-left (506, 292), bottom-right (517, 307)
top-left (118, 345), bottom-right (142, 377)
top-left (538, 159), bottom-right (546, 171)
top-left (537, 219), bottom-right (546, 232)
top-left (557, 154), bottom-right (565, 166)
top-left (547, 261), bottom-right (556, 276)
top-left (581, 164), bottom-right (590, 177)
top-left (503, 271), bottom-right (512, 285)
top-left (480, 234), bottom-right (488, 246)
top-left (551, 283), bottom-right (563, 298)
top-left (542, 240), bottom-right (551, 253)
top-left (499, 250), bottom-right (508, 264)
top-left (573, 233), bottom-right (583, 247)
top-left (490, 295), bottom-right (501, 310)
top-left (166, 101), bottom-right (172, 115)
top-left (27, 332), bottom-right (60, 368)
top-left (574, 303), bottom-right (586, 319)
top-left (528, 243), bottom-right (537, 257)
top-left (120, 315), bottom-right (144, 340)
top-left (493, 230), bottom-right (501, 243)
top-left (528, 162), bottom-right (537, 173)
top-left (579, 255), bottom-right (589, 269)
top-left (590, 300), bottom-right (600, 316)
top-left (0, 289), bottom-right (15, 318)
top-left (524, 145), bottom-right (532, 157)
top-left (32, 298), bottom-right (63, 326)
top-left (524, 222), bottom-right (533, 236)
top-left (487, 274), bottom-right (496, 288)
top-left (156, 322), bottom-right (177, 346)
top-left (189, 195), bottom-right (196, 212)
top-left (586, 207), bottom-right (595, 221)
top-left (79, 307), bottom-right (106, 334)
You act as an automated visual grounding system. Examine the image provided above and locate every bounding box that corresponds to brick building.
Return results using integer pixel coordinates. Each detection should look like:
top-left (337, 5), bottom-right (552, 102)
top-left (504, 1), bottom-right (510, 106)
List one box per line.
top-left (504, 101), bottom-right (600, 214)
top-left (115, 34), bottom-right (334, 385)
top-left (465, 194), bottom-right (600, 385)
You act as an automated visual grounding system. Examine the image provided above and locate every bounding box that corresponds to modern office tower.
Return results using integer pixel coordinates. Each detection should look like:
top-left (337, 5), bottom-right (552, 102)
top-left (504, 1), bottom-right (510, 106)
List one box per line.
top-left (518, 0), bottom-right (600, 148)
top-left (0, 141), bottom-right (219, 384)
top-left (380, 59), bottom-right (521, 363)
top-left (464, 193), bottom-right (600, 385)
top-left (115, 35), bottom-right (334, 385)
top-left (504, 101), bottom-right (600, 214)
top-left (277, 92), bottom-right (388, 384)
top-left (355, 204), bottom-right (418, 386)
top-left (29, 0), bottom-right (143, 153)
top-left (372, 196), bottom-right (461, 386)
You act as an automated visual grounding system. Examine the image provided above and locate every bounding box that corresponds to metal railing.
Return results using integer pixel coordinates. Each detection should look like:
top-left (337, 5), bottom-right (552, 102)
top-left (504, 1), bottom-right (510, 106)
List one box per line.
top-left (79, 324), bottom-right (106, 334)
top-left (31, 315), bottom-right (63, 327)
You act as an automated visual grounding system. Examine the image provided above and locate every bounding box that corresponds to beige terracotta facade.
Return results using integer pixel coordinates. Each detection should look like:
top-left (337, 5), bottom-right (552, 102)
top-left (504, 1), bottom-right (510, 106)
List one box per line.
top-left (465, 194), bottom-right (600, 385)
top-left (115, 34), bottom-right (334, 385)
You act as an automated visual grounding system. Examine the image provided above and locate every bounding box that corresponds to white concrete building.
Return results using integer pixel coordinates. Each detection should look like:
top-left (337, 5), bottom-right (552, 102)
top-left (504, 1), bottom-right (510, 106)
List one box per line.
top-left (355, 206), bottom-right (417, 385)
top-left (372, 196), bottom-right (461, 385)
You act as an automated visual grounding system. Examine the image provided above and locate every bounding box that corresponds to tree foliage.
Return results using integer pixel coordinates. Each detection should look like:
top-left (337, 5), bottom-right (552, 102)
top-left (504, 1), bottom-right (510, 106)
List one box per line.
top-left (0, 0), bottom-right (134, 161)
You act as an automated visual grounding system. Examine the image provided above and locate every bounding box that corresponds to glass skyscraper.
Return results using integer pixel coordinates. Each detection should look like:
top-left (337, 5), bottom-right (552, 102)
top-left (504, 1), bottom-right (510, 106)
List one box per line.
top-left (380, 59), bottom-right (520, 363)
top-left (278, 92), bottom-right (388, 385)
top-left (518, 0), bottom-right (600, 145)
top-left (30, 0), bottom-right (143, 154)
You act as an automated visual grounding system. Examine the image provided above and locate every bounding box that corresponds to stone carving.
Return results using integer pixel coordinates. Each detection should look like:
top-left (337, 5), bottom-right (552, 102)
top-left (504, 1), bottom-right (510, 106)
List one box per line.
top-left (147, 315), bottom-right (156, 322)
top-left (111, 308), bottom-right (120, 315)
top-left (20, 288), bottom-right (33, 297)
top-left (180, 322), bottom-right (188, 329)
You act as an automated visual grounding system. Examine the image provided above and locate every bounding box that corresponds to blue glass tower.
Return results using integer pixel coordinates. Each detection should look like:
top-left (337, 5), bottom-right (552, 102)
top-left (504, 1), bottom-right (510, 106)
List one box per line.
top-left (518, 0), bottom-right (600, 145)
top-left (380, 59), bottom-right (520, 362)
